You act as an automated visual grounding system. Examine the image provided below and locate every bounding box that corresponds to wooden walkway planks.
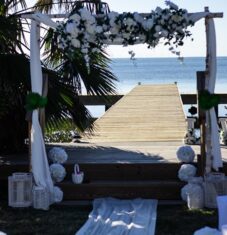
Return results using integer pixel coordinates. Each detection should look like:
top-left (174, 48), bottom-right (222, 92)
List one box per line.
top-left (85, 84), bottom-right (187, 142)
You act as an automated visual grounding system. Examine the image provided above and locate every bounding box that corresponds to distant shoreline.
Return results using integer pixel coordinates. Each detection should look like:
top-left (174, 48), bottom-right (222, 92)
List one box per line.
top-left (110, 56), bottom-right (227, 59)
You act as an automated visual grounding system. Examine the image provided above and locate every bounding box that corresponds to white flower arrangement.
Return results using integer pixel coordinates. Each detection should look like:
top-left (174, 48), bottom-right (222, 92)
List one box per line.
top-left (48, 147), bottom-right (68, 164)
top-left (220, 130), bottom-right (227, 145)
top-left (176, 145), bottom-right (195, 163)
top-left (178, 164), bottom-right (197, 182)
top-left (184, 129), bottom-right (200, 145)
top-left (54, 2), bottom-right (194, 67)
top-left (49, 163), bottom-right (66, 183)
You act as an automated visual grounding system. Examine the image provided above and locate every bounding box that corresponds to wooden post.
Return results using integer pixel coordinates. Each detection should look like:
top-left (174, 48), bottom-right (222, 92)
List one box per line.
top-left (205, 7), bottom-right (210, 74)
top-left (39, 73), bottom-right (48, 134)
top-left (25, 110), bottom-right (32, 172)
top-left (197, 71), bottom-right (206, 176)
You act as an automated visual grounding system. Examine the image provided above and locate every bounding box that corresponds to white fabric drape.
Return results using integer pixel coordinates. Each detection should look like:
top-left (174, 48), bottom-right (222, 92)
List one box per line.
top-left (30, 20), bottom-right (54, 202)
top-left (205, 19), bottom-right (223, 172)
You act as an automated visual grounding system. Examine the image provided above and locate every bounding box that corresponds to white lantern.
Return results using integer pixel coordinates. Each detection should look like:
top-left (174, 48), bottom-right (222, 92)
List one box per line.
top-left (8, 173), bottom-right (33, 207)
top-left (204, 172), bottom-right (227, 208)
top-left (32, 186), bottom-right (50, 210)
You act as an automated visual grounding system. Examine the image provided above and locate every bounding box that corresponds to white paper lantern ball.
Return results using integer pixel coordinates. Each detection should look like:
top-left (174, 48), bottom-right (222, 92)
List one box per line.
top-left (181, 183), bottom-right (195, 201)
top-left (53, 186), bottom-right (63, 203)
top-left (181, 182), bottom-right (203, 201)
top-left (177, 146), bottom-right (195, 163)
top-left (178, 164), bottom-right (197, 182)
top-left (48, 147), bottom-right (68, 164)
top-left (50, 163), bottom-right (66, 183)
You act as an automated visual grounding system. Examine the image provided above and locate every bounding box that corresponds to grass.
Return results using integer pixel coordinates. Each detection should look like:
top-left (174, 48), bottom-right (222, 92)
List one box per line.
top-left (0, 202), bottom-right (218, 235)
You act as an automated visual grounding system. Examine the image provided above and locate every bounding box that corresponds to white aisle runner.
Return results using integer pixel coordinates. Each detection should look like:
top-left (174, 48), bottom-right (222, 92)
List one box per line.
top-left (76, 198), bottom-right (158, 235)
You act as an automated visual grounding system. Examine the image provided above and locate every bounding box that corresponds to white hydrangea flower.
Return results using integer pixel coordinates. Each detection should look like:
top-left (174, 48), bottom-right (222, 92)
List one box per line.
top-left (161, 30), bottom-right (169, 37)
top-left (159, 19), bottom-right (165, 26)
top-left (69, 13), bottom-right (81, 22)
top-left (171, 15), bottom-right (183, 23)
top-left (79, 8), bottom-right (92, 21)
top-left (155, 25), bottom-right (162, 32)
top-left (110, 26), bottom-right (120, 34)
top-left (95, 26), bottom-right (103, 34)
top-left (178, 164), bottom-right (197, 182)
top-left (153, 32), bottom-right (160, 38)
top-left (122, 33), bottom-right (131, 40)
top-left (71, 38), bottom-right (81, 48)
top-left (86, 24), bottom-right (96, 34)
top-left (92, 48), bottom-right (101, 53)
top-left (66, 23), bottom-right (79, 37)
top-left (163, 13), bottom-right (170, 20)
top-left (171, 23), bottom-right (177, 29)
top-left (81, 47), bottom-right (88, 54)
top-left (139, 34), bottom-right (146, 42)
top-left (50, 163), bottom-right (66, 183)
top-left (133, 12), bottom-right (144, 24)
top-left (146, 19), bottom-right (154, 29)
top-left (102, 24), bottom-right (108, 31)
top-left (108, 11), bottom-right (119, 21)
top-left (125, 18), bottom-right (136, 27)
top-left (48, 147), bottom-right (68, 164)
top-left (177, 145), bottom-right (195, 163)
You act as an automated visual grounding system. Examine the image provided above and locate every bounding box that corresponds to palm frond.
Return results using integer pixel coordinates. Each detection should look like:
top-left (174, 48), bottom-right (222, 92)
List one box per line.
top-left (0, 53), bottom-right (94, 133)
top-left (0, 14), bottom-right (27, 54)
top-left (34, 0), bottom-right (75, 13)
top-left (45, 69), bottom-right (94, 133)
top-left (1, 0), bottom-right (27, 15)
top-left (43, 28), bottom-right (118, 97)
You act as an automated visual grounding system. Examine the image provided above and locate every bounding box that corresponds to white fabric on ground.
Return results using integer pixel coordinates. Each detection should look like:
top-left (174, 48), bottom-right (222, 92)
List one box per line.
top-left (76, 198), bottom-right (158, 235)
top-left (30, 20), bottom-right (54, 203)
top-left (193, 226), bottom-right (220, 235)
top-left (217, 195), bottom-right (227, 230)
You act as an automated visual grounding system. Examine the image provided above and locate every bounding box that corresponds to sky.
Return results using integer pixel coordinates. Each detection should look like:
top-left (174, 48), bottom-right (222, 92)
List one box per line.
top-left (28, 0), bottom-right (226, 58)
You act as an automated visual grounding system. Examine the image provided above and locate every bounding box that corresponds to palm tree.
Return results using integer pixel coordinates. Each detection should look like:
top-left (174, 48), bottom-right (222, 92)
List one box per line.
top-left (0, 0), bottom-right (117, 153)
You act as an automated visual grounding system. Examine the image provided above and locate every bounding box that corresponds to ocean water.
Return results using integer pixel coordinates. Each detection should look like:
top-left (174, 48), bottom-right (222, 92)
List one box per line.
top-left (87, 57), bottom-right (227, 117)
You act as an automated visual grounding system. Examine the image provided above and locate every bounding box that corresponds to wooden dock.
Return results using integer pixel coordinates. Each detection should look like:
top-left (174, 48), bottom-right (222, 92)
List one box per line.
top-left (85, 84), bottom-right (187, 142)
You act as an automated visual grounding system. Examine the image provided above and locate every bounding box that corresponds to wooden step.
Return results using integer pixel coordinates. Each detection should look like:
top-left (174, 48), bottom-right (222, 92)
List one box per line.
top-left (63, 163), bottom-right (183, 181)
top-left (57, 180), bottom-right (185, 200)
